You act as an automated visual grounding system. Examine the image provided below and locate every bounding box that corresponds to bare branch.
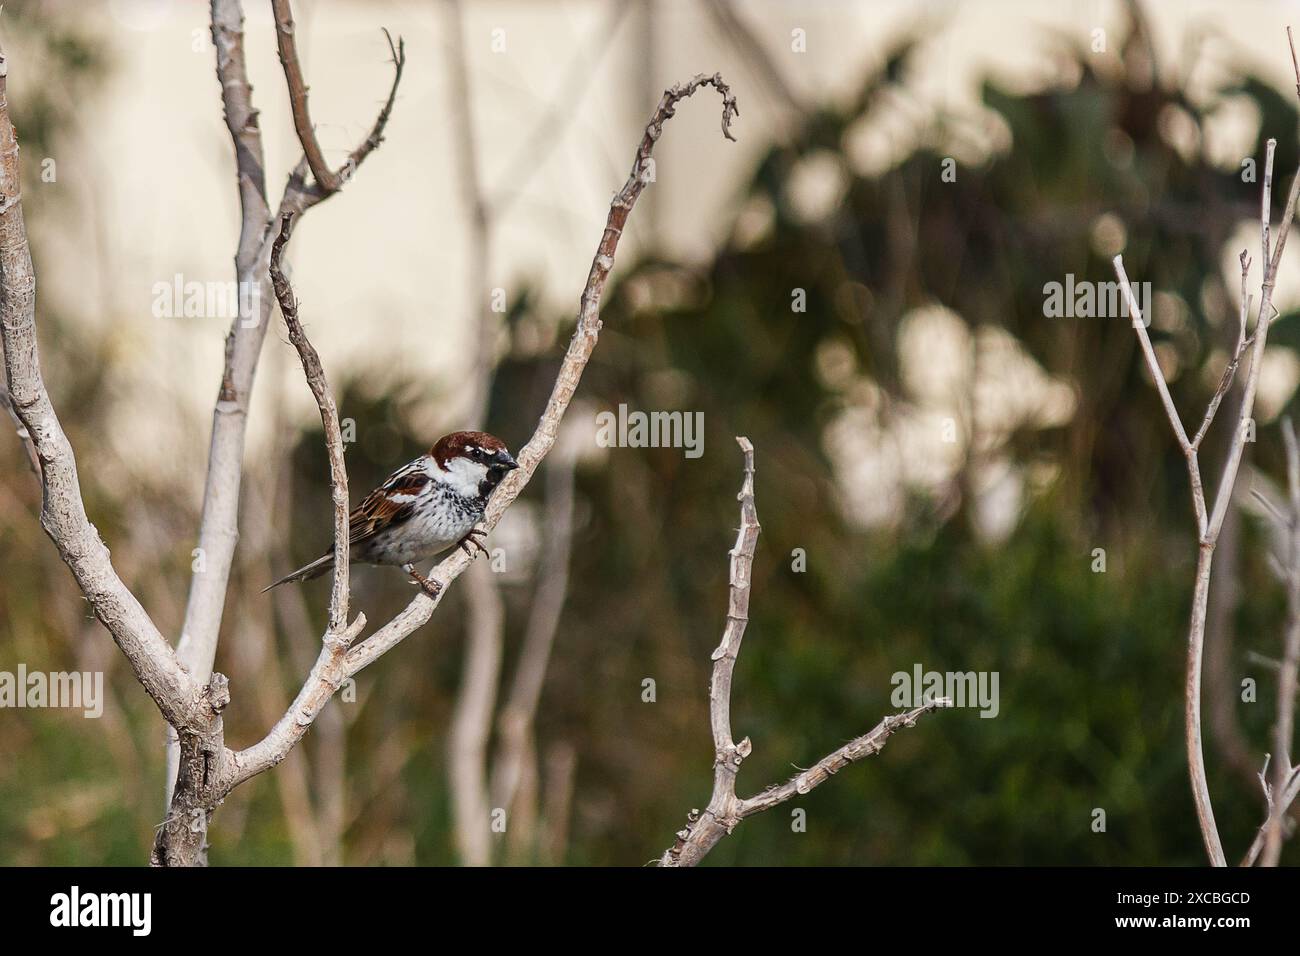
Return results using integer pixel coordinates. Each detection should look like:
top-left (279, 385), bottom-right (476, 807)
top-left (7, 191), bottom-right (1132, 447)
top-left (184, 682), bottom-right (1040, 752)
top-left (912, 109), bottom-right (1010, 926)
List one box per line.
top-left (1192, 253), bottom-right (1253, 451)
top-left (211, 0), bottom-right (268, 219)
top-left (267, 212), bottom-right (355, 639)
top-left (170, 0), bottom-right (286, 802)
top-left (5, 0), bottom-right (412, 866)
top-left (1290, 27), bottom-right (1300, 114)
top-left (1214, 147), bottom-right (1300, 543)
top-left (1260, 418), bottom-right (1300, 865)
top-left (1114, 254), bottom-right (1208, 539)
top-left (1244, 763), bottom-right (1300, 865)
top-left (658, 439), bottom-right (947, 867)
top-left (0, 38), bottom-right (205, 733)
top-left (169, 0), bottom-right (410, 818)
top-left (1114, 258), bottom-right (1193, 453)
top-left (272, 0), bottom-right (406, 196)
top-left (739, 699), bottom-right (951, 817)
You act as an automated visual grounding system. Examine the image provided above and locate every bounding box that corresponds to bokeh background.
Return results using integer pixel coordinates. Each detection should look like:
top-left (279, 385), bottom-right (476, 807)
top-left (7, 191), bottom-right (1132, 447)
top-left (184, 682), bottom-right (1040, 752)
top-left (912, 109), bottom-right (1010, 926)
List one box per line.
top-left (3, 0), bottom-right (1300, 865)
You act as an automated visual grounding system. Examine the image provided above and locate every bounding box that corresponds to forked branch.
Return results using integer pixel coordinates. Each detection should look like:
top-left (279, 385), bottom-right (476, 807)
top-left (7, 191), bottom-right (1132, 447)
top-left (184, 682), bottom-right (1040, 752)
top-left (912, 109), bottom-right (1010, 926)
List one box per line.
top-left (658, 439), bottom-right (948, 867)
top-left (272, 0), bottom-right (406, 196)
top-left (1111, 29), bottom-right (1300, 868)
top-left (171, 1), bottom-right (410, 820)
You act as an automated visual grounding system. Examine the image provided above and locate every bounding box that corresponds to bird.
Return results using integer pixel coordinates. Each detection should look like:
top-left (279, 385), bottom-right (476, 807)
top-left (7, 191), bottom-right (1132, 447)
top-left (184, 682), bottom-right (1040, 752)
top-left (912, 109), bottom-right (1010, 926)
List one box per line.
top-left (264, 430), bottom-right (519, 597)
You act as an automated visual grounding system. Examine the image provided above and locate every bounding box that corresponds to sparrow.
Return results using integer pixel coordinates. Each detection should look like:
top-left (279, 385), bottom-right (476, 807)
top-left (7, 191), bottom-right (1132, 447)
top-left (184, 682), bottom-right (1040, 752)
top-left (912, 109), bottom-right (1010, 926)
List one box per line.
top-left (264, 430), bottom-right (519, 597)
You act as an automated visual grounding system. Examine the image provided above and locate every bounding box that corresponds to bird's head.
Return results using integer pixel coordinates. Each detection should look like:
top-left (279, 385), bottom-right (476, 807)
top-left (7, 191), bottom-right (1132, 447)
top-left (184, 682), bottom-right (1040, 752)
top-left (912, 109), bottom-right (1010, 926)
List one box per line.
top-left (430, 430), bottom-right (519, 498)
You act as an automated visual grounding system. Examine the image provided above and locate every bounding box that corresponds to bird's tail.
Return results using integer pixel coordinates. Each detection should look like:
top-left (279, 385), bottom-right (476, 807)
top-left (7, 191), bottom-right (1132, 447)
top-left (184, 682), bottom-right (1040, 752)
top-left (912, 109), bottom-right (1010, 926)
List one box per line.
top-left (262, 552), bottom-right (336, 593)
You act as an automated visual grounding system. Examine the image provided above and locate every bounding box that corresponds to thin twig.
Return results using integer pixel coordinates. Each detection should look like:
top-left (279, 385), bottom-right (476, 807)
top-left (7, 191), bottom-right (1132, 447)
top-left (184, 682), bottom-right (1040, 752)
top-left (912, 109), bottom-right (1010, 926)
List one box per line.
top-left (267, 212), bottom-right (355, 640)
top-left (739, 698), bottom-right (951, 816)
top-left (1192, 253), bottom-right (1253, 451)
top-left (658, 439), bottom-right (947, 867)
top-left (1289, 27), bottom-right (1300, 103)
top-left (1114, 256), bottom-right (1205, 537)
top-left (1261, 418), bottom-right (1300, 864)
top-left (1244, 764), bottom-right (1300, 865)
top-left (272, 0), bottom-right (406, 196)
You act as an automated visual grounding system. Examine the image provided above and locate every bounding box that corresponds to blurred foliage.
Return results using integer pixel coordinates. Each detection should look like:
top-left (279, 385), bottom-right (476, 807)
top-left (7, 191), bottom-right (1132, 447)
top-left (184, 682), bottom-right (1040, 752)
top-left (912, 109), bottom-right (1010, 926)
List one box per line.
top-left (2, 4), bottom-right (1298, 865)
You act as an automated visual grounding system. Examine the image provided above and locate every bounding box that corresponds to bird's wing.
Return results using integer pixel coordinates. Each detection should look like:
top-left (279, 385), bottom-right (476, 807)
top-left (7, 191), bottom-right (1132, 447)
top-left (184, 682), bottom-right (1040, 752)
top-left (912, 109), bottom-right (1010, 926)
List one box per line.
top-left (347, 459), bottom-right (432, 545)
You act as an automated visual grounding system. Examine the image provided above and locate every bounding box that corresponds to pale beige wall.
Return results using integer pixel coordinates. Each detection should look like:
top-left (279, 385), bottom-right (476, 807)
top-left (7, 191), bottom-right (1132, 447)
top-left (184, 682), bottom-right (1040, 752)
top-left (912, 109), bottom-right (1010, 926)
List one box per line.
top-left (11, 0), bottom-right (1299, 493)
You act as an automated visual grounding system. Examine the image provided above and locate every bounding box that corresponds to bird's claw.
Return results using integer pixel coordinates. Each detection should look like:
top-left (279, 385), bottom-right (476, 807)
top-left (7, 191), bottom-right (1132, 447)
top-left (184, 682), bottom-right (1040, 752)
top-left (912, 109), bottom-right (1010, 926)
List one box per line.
top-left (404, 565), bottom-right (442, 598)
top-left (457, 528), bottom-right (491, 560)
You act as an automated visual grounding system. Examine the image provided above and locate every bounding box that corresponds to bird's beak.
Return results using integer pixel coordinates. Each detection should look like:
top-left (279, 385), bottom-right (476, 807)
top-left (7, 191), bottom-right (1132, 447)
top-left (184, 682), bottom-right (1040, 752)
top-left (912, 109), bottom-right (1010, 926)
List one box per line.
top-left (495, 451), bottom-right (519, 471)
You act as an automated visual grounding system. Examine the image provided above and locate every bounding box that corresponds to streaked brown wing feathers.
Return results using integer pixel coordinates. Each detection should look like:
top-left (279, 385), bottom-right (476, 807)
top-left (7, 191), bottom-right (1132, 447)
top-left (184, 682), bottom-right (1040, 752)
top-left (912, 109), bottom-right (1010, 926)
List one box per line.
top-left (347, 464), bottom-right (430, 545)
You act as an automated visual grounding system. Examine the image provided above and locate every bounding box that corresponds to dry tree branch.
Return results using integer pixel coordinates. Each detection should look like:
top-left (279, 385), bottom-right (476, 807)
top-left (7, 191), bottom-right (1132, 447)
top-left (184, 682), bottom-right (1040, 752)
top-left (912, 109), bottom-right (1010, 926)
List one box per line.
top-left (1290, 27), bottom-right (1300, 110)
top-left (1113, 258), bottom-right (1201, 525)
top-left (1, 33), bottom-right (245, 865)
top-left (0, 40), bottom-right (208, 735)
top-left (166, 0), bottom-right (407, 817)
top-left (174, 0), bottom-right (277, 723)
top-left (1244, 764), bottom-right (1300, 865)
top-left (1260, 418), bottom-right (1300, 865)
top-left (1111, 33), bottom-right (1300, 865)
top-left (153, 209), bottom-right (370, 864)
top-left (272, 0), bottom-right (406, 197)
top-left (2, 53), bottom-right (209, 744)
top-left (178, 1), bottom-right (404, 701)
top-left (268, 212), bottom-right (355, 639)
top-left (658, 438), bottom-right (948, 867)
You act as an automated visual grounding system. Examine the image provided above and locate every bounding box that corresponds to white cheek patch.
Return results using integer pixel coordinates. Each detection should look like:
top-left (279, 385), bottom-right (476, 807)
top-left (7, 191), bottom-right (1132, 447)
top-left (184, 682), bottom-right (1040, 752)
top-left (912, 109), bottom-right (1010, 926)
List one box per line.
top-left (439, 456), bottom-right (489, 498)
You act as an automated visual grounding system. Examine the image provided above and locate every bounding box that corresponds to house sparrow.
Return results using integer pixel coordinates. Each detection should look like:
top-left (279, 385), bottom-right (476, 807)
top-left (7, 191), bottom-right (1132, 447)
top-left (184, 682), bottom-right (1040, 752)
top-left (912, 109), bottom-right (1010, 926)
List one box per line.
top-left (264, 430), bottom-right (519, 597)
